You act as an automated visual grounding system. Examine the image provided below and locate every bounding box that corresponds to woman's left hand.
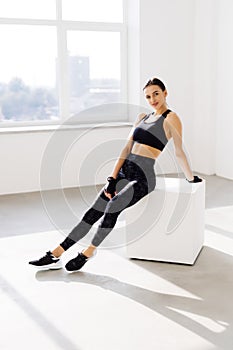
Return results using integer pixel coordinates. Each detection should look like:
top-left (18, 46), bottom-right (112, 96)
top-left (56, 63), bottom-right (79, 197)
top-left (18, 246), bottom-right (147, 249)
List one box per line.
top-left (104, 190), bottom-right (117, 199)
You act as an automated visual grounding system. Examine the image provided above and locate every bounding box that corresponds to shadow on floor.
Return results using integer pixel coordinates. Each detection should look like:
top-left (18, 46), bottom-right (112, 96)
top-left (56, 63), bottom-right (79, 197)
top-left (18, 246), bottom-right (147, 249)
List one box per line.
top-left (36, 246), bottom-right (233, 350)
top-left (0, 273), bottom-right (81, 350)
top-left (205, 224), bottom-right (233, 239)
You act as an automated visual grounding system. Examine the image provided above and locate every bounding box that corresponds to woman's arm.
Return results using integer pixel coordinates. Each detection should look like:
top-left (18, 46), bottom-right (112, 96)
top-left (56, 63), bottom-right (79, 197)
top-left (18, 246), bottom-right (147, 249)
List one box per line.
top-left (104, 114), bottom-right (146, 199)
top-left (109, 113), bottom-right (146, 179)
top-left (166, 113), bottom-right (194, 181)
top-left (109, 138), bottom-right (134, 179)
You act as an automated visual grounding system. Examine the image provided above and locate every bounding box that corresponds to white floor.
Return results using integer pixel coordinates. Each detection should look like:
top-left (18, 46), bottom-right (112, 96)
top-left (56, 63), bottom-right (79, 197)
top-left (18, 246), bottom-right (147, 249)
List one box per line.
top-left (0, 175), bottom-right (233, 350)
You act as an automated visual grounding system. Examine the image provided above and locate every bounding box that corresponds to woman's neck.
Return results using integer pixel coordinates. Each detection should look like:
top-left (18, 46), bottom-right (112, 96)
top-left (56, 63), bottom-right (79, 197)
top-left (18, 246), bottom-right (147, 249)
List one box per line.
top-left (154, 105), bottom-right (167, 116)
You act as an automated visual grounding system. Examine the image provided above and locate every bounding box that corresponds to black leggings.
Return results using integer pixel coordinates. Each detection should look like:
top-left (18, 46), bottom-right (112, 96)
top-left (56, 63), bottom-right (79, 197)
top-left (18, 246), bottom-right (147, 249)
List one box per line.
top-left (60, 153), bottom-right (156, 249)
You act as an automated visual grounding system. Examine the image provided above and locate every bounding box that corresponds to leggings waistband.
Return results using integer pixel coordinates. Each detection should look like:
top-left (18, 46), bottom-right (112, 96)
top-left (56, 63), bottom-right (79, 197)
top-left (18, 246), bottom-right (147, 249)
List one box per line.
top-left (127, 153), bottom-right (155, 167)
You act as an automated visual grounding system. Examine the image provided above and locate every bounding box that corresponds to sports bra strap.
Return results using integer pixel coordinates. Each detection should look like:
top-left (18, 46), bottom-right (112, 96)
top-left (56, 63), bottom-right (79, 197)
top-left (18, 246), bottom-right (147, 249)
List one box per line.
top-left (162, 109), bottom-right (171, 118)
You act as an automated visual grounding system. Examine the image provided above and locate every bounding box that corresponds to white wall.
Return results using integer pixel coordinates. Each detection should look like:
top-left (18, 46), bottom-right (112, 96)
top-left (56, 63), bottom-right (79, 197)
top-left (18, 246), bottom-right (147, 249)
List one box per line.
top-left (216, 0), bottom-right (233, 179)
top-left (131, 0), bottom-right (196, 174)
top-left (130, 0), bottom-right (233, 179)
top-left (0, 125), bottom-right (131, 195)
top-left (192, 0), bottom-right (218, 175)
top-left (192, 0), bottom-right (233, 179)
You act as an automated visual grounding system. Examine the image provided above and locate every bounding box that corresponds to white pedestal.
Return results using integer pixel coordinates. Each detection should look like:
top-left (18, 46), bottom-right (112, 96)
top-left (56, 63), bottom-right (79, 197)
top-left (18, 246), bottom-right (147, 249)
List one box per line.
top-left (125, 177), bottom-right (205, 265)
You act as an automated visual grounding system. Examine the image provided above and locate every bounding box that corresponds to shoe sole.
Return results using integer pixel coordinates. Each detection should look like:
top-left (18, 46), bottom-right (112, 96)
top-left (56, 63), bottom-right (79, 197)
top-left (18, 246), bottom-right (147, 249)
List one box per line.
top-left (65, 263), bottom-right (87, 273)
top-left (65, 269), bottom-right (81, 273)
top-left (29, 262), bottom-right (63, 271)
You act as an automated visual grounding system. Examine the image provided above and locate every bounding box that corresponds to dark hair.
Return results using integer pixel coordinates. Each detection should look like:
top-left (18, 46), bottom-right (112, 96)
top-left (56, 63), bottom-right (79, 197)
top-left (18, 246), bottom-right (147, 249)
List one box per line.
top-left (143, 77), bottom-right (166, 91)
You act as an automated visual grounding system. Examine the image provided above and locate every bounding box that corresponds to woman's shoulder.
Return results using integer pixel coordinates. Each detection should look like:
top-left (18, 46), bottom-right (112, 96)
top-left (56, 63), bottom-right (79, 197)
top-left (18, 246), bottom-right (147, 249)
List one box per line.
top-left (166, 111), bottom-right (181, 123)
top-left (165, 111), bottom-right (182, 130)
top-left (134, 112), bottom-right (147, 126)
top-left (167, 110), bottom-right (178, 118)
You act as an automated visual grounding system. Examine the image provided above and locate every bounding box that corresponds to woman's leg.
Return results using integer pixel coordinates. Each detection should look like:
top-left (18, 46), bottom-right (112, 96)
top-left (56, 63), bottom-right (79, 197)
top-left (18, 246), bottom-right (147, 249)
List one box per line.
top-left (57, 188), bottom-right (110, 254)
top-left (58, 177), bottom-right (129, 255)
top-left (65, 179), bottom-right (151, 272)
top-left (28, 187), bottom-right (110, 269)
top-left (52, 245), bottom-right (65, 258)
top-left (91, 180), bottom-right (150, 247)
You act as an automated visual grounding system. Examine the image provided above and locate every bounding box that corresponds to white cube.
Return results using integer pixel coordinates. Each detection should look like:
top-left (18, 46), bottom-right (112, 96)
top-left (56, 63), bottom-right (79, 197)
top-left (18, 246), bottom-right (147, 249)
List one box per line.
top-left (125, 177), bottom-right (205, 265)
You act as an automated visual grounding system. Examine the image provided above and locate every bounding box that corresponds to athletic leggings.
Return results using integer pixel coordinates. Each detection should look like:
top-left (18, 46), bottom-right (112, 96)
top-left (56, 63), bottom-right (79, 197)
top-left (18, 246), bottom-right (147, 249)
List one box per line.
top-left (60, 153), bottom-right (156, 249)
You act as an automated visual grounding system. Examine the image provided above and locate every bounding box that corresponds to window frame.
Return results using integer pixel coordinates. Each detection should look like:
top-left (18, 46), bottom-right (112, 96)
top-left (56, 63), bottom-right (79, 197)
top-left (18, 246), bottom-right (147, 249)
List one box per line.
top-left (0, 0), bottom-right (128, 127)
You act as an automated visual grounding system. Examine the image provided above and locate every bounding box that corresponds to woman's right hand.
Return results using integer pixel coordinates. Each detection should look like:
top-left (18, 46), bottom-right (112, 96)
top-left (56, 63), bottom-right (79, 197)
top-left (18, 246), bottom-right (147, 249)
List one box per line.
top-left (104, 177), bottom-right (117, 199)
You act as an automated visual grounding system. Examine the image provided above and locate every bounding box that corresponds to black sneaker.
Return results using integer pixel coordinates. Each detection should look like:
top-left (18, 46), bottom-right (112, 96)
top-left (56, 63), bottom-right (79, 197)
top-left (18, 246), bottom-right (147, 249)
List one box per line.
top-left (65, 250), bottom-right (96, 272)
top-left (29, 251), bottom-right (62, 271)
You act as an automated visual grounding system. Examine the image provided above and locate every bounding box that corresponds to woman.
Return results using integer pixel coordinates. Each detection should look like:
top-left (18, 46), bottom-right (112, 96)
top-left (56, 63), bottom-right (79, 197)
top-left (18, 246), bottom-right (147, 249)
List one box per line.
top-left (29, 77), bottom-right (202, 272)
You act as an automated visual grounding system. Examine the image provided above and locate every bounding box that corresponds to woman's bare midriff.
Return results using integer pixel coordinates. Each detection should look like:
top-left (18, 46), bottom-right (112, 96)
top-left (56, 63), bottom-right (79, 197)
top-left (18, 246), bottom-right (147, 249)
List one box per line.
top-left (131, 143), bottom-right (161, 159)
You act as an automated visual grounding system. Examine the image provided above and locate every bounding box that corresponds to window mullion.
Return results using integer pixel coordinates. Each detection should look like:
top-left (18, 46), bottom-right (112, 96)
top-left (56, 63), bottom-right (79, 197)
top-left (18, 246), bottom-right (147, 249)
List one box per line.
top-left (56, 0), bottom-right (69, 122)
top-left (0, 17), bottom-right (57, 26)
top-left (120, 27), bottom-right (128, 105)
top-left (60, 21), bottom-right (124, 32)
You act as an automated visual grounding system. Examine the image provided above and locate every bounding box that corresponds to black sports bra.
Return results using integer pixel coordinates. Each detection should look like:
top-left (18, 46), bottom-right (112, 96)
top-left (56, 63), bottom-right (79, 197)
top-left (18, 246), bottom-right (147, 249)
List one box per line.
top-left (132, 109), bottom-right (171, 151)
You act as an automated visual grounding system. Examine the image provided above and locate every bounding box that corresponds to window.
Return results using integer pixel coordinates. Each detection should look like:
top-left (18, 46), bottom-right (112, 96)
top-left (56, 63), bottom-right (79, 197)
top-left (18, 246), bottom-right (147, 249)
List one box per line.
top-left (62, 0), bottom-right (123, 22)
top-left (0, 0), bottom-right (126, 125)
top-left (0, 0), bottom-right (56, 19)
top-left (0, 25), bottom-right (58, 122)
top-left (67, 30), bottom-right (122, 122)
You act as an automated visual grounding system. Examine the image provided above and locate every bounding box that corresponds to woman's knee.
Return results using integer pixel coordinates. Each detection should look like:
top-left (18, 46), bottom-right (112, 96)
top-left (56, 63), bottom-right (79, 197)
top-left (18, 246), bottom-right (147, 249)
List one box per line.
top-left (105, 194), bottom-right (130, 214)
top-left (82, 208), bottom-right (102, 225)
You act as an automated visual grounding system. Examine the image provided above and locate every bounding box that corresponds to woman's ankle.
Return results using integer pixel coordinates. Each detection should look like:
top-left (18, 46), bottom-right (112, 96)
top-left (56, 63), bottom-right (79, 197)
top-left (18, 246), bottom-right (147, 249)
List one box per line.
top-left (82, 245), bottom-right (97, 258)
top-left (52, 245), bottom-right (65, 258)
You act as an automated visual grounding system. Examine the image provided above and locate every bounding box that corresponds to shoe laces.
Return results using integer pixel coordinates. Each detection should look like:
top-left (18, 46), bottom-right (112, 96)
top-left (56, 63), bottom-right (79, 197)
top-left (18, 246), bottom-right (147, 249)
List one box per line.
top-left (76, 253), bottom-right (88, 262)
top-left (39, 251), bottom-right (55, 262)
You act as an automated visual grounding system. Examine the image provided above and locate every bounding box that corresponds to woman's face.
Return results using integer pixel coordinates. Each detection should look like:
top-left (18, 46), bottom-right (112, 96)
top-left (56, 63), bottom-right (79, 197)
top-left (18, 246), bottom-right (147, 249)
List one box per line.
top-left (144, 85), bottom-right (167, 111)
